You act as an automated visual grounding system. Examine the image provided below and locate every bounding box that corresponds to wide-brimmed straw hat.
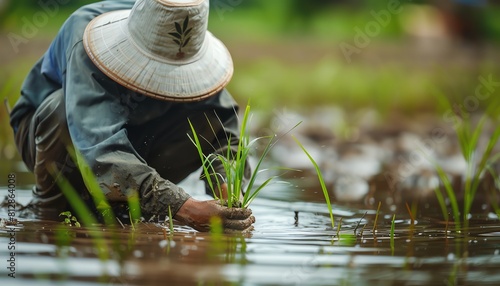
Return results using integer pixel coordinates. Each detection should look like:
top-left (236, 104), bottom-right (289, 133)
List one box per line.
top-left (83, 0), bottom-right (233, 102)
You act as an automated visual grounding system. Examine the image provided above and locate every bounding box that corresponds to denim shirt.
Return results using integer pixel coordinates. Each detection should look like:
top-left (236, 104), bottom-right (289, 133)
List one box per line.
top-left (9, 0), bottom-right (241, 218)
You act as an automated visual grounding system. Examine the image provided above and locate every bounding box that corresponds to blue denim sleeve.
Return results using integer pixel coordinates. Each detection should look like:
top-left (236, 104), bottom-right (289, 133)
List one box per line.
top-left (10, 0), bottom-right (136, 132)
top-left (10, 32), bottom-right (64, 133)
top-left (41, 37), bottom-right (64, 85)
top-left (65, 42), bottom-right (191, 218)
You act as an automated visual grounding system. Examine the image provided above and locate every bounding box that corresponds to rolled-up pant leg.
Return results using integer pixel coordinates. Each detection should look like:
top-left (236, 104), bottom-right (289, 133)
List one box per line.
top-left (14, 89), bottom-right (84, 217)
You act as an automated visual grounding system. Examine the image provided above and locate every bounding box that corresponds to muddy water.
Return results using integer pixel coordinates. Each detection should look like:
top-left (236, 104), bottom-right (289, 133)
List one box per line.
top-left (1, 110), bottom-right (500, 285)
top-left (1, 180), bottom-right (500, 286)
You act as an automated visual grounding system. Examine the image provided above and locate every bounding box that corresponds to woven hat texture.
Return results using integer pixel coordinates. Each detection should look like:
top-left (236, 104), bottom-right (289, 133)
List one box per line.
top-left (83, 0), bottom-right (233, 101)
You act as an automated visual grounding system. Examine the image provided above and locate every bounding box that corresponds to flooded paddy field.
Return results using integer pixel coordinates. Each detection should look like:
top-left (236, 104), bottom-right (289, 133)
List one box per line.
top-left (1, 186), bottom-right (500, 286)
top-left (1, 108), bottom-right (500, 286)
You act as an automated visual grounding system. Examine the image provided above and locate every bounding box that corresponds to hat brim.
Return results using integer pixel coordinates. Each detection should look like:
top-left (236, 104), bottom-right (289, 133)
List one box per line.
top-left (83, 10), bottom-right (233, 102)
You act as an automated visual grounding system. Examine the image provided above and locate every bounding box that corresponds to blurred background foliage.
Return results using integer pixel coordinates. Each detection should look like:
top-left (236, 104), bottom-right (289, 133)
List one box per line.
top-left (1, 0), bottom-right (500, 178)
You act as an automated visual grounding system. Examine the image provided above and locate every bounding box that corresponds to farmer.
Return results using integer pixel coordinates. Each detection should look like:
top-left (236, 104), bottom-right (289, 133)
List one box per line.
top-left (9, 0), bottom-right (255, 232)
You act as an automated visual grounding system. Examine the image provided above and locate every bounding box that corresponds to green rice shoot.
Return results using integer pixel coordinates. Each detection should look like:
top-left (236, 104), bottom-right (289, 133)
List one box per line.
top-left (293, 135), bottom-right (335, 229)
top-left (189, 103), bottom-right (299, 208)
top-left (431, 88), bottom-right (500, 230)
top-left (390, 214), bottom-right (396, 255)
top-left (372, 201), bottom-right (381, 235)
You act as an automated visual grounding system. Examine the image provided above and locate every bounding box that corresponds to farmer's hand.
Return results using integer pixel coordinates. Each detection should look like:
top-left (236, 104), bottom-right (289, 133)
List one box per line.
top-left (174, 198), bottom-right (255, 233)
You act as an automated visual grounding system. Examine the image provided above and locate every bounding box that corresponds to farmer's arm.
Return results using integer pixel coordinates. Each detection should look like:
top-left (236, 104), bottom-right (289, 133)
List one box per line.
top-left (65, 43), bottom-right (191, 217)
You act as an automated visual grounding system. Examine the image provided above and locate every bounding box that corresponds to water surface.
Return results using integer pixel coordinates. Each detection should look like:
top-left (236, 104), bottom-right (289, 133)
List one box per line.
top-left (1, 180), bottom-right (500, 286)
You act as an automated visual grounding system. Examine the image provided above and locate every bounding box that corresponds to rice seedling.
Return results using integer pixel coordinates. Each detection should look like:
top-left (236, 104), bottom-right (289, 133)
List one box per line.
top-left (63, 147), bottom-right (142, 227)
top-left (390, 214), bottom-right (396, 255)
top-left (189, 103), bottom-right (300, 209)
top-left (429, 88), bottom-right (500, 230)
top-left (456, 119), bottom-right (500, 230)
top-left (432, 163), bottom-right (460, 230)
top-left (52, 148), bottom-right (174, 279)
top-left (293, 136), bottom-right (335, 229)
top-left (336, 217), bottom-right (343, 238)
top-left (70, 149), bottom-right (119, 225)
top-left (486, 164), bottom-right (500, 218)
top-left (372, 201), bottom-right (381, 236)
top-left (405, 202), bottom-right (417, 242)
top-left (354, 211), bottom-right (367, 236)
top-left (334, 217), bottom-right (357, 246)
top-left (162, 228), bottom-right (168, 240)
top-left (50, 146), bottom-right (149, 267)
top-left (49, 163), bottom-right (110, 261)
top-left (405, 202), bottom-right (415, 227)
top-left (168, 205), bottom-right (174, 234)
top-left (127, 191), bottom-right (141, 228)
top-left (59, 211), bottom-right (81, 227)
top-left (360, 223), bottom-right (368, 238)
top-left (445, 215), bottom-right (450, 243)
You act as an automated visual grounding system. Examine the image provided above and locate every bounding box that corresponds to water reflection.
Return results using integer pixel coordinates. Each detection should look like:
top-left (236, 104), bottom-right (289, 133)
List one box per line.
top-left (0, 199), bottom-right (500, 285)
top-left (1, 186), bottom-right (500, 285)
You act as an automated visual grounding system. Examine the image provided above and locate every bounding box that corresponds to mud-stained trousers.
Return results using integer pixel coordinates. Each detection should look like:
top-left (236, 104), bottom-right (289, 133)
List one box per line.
top-left (14, 89), bottom-right (84, 219)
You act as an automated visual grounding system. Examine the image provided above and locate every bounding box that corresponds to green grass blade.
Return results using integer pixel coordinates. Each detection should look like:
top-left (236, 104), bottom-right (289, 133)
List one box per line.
top-left (204, 112), bottom-right (224, 152)
top-left (242, 136), bottom-right (274, 206)
top-left (470, 126), bottom-right (500, 196)
top-left (336, 217), bottom-right (343, 238)
top-left (49, 165), bottom-right (99, 227)
top-left (433, 187), bottom-right (450, 223)
top-left (456, 120), bottom-right (470, 161)
top-left (48, 163), bottom-right (109, 261)
top-left (486, 165), bottom-right (500, 219)
top-left (434, 164), bottom-right (461, 230)
top-left (235, 136), bottom-right (252, 202)
top-left (127, 190), bottom-right (141, 225)
top-left (461, 120), bottom-right (482, 218)
top-left (69, 149), bottom-right (117, 226)
top-left (168, 205), bottom-right (174, 233)
top-left (188, 119), bottom-right (222, 199)
top-left (234, 104), bottom-right (252, 203)
top-left (243, 121), bottom-right (302, 207)
top-left (422, 140), bottom-right (460, 230)
top-left (236, 104), bottom-right (251, 173)
top-left (372, 201), bottom-right (381, 235)
top-left (243, 176), bottom-right (277, 208)
top-left (190, 103), bottom-right (301, 209)
top-left (293, 136), bottom-right (334, 229)
top-left (466, 125), bottom-right (500, 219)
top-left (390, 214), bottom-right (396, 255)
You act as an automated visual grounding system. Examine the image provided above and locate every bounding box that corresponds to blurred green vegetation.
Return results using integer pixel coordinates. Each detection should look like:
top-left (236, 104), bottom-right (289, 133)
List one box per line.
top-left (206, 0), bottom-right (500, 115)
top-left (0, 0), bottom-right (95, 31)
top-left (1, 0), bottom-right (500, 177)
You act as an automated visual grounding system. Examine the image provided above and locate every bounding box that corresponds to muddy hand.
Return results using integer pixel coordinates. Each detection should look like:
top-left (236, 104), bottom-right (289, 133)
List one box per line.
top-left (219, 202), bottom-right (255, 232)
top-left (175, 198), bottom-right (255, 232)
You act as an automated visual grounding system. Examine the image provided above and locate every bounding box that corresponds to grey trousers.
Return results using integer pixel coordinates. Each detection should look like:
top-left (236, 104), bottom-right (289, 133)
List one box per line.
top-left (14, 89), bottom-right (84, 219)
